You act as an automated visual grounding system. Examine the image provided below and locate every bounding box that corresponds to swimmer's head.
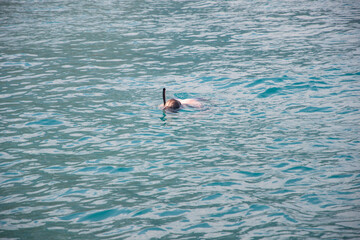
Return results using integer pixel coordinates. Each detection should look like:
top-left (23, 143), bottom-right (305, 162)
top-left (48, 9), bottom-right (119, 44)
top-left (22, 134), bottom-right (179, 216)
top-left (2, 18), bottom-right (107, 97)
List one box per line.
top-left (164, 98), bottom-right (182, 111)
top-left (162, 88), bottom-right (181, 111)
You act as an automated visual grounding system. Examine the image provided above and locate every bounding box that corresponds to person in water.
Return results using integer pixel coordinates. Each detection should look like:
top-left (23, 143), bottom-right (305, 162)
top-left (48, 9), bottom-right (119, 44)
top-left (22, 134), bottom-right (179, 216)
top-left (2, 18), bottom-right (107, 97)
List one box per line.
top-left (161, 88), bottom-right (203, 111)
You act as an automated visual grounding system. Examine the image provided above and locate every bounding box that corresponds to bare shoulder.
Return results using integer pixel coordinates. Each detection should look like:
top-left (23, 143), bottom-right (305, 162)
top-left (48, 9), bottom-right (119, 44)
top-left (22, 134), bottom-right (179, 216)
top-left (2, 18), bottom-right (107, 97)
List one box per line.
top-left (179, 99), bottom-right (203, 108)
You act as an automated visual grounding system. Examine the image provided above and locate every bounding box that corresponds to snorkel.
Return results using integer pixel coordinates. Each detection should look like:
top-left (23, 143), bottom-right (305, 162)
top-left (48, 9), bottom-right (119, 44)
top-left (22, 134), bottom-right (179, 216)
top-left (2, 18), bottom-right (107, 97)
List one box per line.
top-left (163, 88), bottom-right (166, 105)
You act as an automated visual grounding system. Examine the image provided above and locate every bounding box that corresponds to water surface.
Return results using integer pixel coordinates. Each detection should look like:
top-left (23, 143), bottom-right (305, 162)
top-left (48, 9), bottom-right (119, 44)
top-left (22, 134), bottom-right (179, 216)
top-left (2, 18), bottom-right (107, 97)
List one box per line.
top-left (1, 0), bottom-right (360, 239)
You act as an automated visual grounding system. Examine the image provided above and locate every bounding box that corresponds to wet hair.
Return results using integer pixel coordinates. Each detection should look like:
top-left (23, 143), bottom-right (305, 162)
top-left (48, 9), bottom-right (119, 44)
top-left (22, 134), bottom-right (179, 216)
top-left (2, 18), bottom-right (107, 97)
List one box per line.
top-left (165, 98), bottom-right (181, 110)
top-left (163, 88), bottom-right (181, 111)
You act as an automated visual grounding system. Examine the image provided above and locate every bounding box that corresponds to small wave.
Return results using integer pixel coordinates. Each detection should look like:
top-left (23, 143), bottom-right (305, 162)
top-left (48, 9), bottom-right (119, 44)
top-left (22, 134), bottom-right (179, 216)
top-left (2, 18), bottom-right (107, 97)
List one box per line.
top-left (26, 119), bottom-right (63, 126)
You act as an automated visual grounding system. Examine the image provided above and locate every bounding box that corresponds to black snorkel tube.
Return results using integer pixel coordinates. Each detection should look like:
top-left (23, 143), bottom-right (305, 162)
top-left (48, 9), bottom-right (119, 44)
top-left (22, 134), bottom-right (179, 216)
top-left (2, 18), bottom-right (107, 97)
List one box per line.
top-left (163, 88), bottom-right (166, 105)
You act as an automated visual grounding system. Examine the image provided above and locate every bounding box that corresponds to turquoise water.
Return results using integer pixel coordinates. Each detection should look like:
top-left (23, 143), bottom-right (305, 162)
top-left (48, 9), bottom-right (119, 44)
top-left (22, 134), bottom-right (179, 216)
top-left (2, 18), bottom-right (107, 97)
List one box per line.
top-left (1, 0), bottom-right (360, 239)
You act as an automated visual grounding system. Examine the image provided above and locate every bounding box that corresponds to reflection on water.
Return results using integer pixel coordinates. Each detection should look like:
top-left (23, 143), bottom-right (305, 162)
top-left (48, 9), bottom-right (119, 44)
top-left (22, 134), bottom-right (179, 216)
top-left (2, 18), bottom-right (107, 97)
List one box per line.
top-left (1, 0), bottom-right (360, 239)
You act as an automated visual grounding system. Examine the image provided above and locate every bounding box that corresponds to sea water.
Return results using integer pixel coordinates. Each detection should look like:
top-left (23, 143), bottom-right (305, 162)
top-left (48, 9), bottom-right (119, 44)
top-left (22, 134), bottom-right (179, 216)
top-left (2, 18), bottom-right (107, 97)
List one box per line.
top-left (1, 0), bottom-right (360, 239)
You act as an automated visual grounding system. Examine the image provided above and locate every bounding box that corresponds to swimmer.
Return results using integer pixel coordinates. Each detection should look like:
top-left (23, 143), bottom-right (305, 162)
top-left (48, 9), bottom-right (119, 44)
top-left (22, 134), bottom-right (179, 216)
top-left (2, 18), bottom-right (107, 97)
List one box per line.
top-left (161, 88), bottom-right (203, 112)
